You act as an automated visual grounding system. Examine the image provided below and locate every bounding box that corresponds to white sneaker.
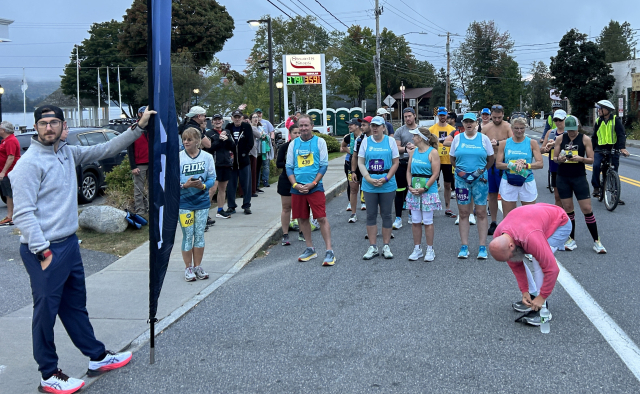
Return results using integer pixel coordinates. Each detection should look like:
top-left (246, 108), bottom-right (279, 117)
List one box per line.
top-left (564, 237), bottom-right (577, 251)
top-left (88, 351), bottom-right (133, 376)
top-left (469, 214), bottom-right (477, 225)
top-left (408, 246), bottom-right (423, 261)
top-left (382, 244), bottom-right (394, 259)
top-left (455, 216), bottom-right (460, 225)
top-left (363, 245), bottom-right (379, 260)
top-left (40, 369), bottom-right (85, 394)
top-left (346, 203), bottom-right (352, 211)
top-left (392, 217), bottom-right (403, 229)
top-left (407, 216), bottom-right (413, 224)
top-left (184, 267), bottom-right (196, 282)
top-left (348, 213), bottom-right (357, 223)
top-left (360, 202), bottom-right (366, 210)
top-left (194, 265), bottom-right (209, 280)
top-left (424, 247), bottom-right (435, 262)
top-left (593, 239), bottom-right (607, 254)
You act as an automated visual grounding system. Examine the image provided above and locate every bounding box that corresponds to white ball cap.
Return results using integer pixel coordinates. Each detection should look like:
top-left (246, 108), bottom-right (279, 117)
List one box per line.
top-left (376, 108), bottom-right (390, 115)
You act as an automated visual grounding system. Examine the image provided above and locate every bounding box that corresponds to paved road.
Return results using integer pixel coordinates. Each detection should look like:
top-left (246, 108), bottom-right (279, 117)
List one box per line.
top-left (0, 194), bottom-right (119, 317)
top-left (87, 143), bottom-right (640, 393)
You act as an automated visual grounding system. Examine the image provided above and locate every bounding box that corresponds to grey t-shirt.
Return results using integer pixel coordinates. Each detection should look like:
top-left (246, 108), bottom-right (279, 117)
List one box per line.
top-left (394, 124), bottom-right (419, 160)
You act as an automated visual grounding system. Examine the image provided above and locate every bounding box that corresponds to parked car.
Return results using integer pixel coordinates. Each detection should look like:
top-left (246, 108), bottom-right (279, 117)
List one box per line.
top-left (13, 128), bottom-right (127, 203)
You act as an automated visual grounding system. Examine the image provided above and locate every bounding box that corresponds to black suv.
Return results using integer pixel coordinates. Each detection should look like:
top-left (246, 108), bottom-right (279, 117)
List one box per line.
top-left (10, 128), bottom-right (127, 203)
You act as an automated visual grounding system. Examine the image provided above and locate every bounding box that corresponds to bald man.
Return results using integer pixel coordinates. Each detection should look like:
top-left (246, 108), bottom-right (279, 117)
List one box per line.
top-left (489, 203), bottom-right (571, 326)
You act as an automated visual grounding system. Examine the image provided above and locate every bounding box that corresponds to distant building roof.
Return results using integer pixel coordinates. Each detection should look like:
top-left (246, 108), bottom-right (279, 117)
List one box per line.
top-left (392, 87), bottom-right (433, 100)
top-left (36, 88), bottom-right (96, 108)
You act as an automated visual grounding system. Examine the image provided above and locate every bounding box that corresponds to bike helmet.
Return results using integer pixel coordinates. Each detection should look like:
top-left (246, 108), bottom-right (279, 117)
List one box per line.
top-left (565, 115), bottom-right (579, 131)
top-left (552, 101), bottom-right (562, 109)
top-left (596, 100), bottom-right (615, 111)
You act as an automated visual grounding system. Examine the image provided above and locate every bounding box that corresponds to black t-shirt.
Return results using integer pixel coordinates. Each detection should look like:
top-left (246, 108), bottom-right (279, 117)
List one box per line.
top-left (557, 133), bottom-right (586, 178)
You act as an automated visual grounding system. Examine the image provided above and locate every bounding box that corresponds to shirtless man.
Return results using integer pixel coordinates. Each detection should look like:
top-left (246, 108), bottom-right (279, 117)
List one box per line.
top-left (481, 104), bottom-right (513, 235)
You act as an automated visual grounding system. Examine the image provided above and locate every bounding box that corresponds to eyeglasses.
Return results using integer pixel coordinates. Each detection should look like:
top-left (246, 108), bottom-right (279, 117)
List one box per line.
top-left (491, 105), bottom-right (503, 110)
top-left (36, 120), bottom-right (62, 129)
top-left (553, 118), bottom-right (564, 122)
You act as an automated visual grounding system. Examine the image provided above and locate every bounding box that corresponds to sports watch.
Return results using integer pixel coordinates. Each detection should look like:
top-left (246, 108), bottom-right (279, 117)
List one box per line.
top-left (36, 249), bottom-right (52, 261)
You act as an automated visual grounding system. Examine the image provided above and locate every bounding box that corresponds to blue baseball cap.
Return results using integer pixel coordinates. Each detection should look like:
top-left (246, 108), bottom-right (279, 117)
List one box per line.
top-left (437, 107), bottom-right (447, 115)
top-left (370, 116), bottom-right (386, 125)
top-left (462, 113), bottom-right (477, 122)
top-left (481, 108), bottom-right (490, 115)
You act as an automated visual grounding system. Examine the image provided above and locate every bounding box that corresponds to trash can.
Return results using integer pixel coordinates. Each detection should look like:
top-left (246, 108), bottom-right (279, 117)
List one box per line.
top-left (335, 107), bottom-right (350, 136)
top-left (308, 109), bottom-right (322, 126)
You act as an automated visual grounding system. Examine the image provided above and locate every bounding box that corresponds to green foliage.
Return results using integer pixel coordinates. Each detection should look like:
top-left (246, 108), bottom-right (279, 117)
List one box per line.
top-left (104, 156), bottom-right (134, 210)
top-left (597, 21), bottom-right (637, 63)
top-left (313, 132), bottom-right (340, 153)
top-left (118, 0), bottom-right (234, 70)
top-left (526, 61), bottom-right (552, 115)
top-left (550, 29), bottom-right (615, 125)
top-left (429, 68), bottom-right (456, 110)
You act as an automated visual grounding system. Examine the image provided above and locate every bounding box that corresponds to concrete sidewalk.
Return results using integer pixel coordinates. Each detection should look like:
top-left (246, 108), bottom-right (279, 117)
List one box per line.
top-left (0, 156), bottom-right (348, 394)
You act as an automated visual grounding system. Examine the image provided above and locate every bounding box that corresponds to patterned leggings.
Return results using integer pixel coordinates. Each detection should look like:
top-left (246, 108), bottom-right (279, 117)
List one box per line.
top-left (179, 208), bottom-right (209, 251)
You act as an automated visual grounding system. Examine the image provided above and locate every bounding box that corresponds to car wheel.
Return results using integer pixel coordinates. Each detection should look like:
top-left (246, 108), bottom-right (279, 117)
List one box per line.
top-left (79, 172), bottom-right (98, 204)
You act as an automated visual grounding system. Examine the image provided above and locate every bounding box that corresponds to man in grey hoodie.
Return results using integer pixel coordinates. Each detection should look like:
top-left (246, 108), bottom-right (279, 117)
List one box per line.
top-left (9, 104), bottom-right (156, 394)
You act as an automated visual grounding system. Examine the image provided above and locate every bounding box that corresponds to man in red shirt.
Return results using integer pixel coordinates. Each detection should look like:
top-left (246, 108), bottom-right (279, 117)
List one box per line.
top-left (488, 203), bottom-right (571, 326)
top-left (0, 121), bottom-right (21, 225)
top-left (127, 106), bottom-right (150, 215)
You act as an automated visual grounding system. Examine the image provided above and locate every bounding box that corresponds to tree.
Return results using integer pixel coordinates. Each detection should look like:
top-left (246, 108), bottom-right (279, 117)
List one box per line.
top-left (597, 21), bottom-right (637, 63)
top-left (451, 21), bottom-right (520, 113)
top-left (429, 68), bottom-right (456, 110)
top-left (526, 61), bottom-right (552, 116)
top-left (118, 0), bottom-right (234, 70)
top-left (550, 29), bottom-right (615, 124)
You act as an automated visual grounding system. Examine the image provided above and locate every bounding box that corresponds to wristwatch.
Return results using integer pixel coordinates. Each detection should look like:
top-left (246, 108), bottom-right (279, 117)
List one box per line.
top-left (36, 249), bottom-right (52, 261)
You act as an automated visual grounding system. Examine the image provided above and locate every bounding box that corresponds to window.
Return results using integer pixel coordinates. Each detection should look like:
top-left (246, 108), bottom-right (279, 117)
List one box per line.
top-left (632, 68), bottom-right (636, 74)
top-left (80, 132), bottom-right (107, 146)
top-left (104, 131), bottom-right (118, 140)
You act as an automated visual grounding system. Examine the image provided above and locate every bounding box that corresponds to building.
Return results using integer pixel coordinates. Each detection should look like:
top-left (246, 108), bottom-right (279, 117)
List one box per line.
top-left (610, 59), bottom-right (640, 117)
top-left (0, 18), bottom-right (13, 42)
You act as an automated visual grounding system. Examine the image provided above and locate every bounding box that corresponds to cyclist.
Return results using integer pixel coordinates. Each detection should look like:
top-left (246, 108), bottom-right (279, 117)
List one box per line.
top-left (591, 99), bottom-right (630, 204)
top-left (540, 101), bottom-right (563, 143)
top-left (552, 115), bottom-right (606, 254)
top-left (540, 109), bottom-right (568, 208)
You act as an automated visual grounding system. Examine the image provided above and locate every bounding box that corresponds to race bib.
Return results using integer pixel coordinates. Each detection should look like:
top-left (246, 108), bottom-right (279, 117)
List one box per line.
top-left (455, 187), bottom-right (469, 202)
top-left (297, 153), bottom-right (314, 168)
top-left (549, 148), bottom-right (554, 158)
top-left (412, 176), bottom-right (427, 189)
top-left (368, 159), bottom-right (385, 172)
top-left (439, 145), bottom-right (450, 156)
top-left (179, 211), bottom-right (195, 228)
top-left (566, 150), bottom-right (579, 163)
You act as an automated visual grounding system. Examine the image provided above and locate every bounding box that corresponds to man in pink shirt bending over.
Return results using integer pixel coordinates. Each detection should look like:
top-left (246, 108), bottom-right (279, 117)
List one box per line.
top-left (489, 203), bottom-right (571, 326)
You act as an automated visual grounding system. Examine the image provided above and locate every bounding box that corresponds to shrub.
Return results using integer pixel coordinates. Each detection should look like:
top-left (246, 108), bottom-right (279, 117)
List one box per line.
top-left (313, 132), bottom-right (340, 153)
top-left (104, 155), bottom-right (136, 211)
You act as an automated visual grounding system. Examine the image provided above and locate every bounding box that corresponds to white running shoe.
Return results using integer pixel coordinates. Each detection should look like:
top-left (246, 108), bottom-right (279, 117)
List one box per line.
top-left (360, 202), bottom-right (367, 210)
top-left (407, 216), bottom-right (412, 224)
top-left (88, 351), bottom-right (133, 376)
top-left (348, 214), bottom-right (357, 223)
top-left (363, 245), bottom-right (379, 260)
top-left (184, 267), bottom-right (196, 282)
top-left (382, 244), bottom-right (394, 259)
top-left (455, 216), bottom-right (460, 225)
top-left (392, 217), bottom-right (403, 229)
top-left (564, 237), bottom-right (577, 251)
top-left (469, 214), bottom-right (476, 225)
top-left (593, 239), bottom-right (607, 254)
top-left (408, 246), bottom-right (423, 261)
top-left (346, 203), bottom-right (352, 211)
top-left (424, 247), bottom-right (435, 262)
top-left (39, 369), bottom-right (85, 394)
top-left (194, 265), bottom-right (209, 280)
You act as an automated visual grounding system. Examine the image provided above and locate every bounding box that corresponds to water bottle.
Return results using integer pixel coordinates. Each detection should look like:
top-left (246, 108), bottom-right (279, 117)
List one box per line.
top-left (540, 306), bottom-right (550, 334)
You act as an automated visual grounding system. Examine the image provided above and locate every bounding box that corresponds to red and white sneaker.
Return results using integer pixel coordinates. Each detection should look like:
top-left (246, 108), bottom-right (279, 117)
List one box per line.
top-left (39, 369), bottom-right (85, 394)
top-left (87, 350), bottom-right (132, 377)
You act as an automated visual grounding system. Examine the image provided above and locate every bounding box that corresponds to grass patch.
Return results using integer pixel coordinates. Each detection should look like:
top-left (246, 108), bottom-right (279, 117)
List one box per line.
top-left (76, 226), bottom-right (149, 257)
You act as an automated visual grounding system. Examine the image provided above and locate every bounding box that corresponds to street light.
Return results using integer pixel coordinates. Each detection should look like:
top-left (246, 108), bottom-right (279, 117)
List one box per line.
top-left (276, 81), bottom-right (283, 123)
top-left (193, 88), bottom-right (200, 105)
top-left (399, 82), bottom-right (405, 124)
top-left (247, 17), bottom-right (274, 123)
top-left (0, 84), bottom-right (4, 122)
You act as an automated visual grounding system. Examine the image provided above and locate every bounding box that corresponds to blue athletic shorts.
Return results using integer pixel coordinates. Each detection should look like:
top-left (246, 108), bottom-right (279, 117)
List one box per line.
top-left (454, 175), bottom-right (488, 206)
top-left (487, 165), bottom-right (502, 194)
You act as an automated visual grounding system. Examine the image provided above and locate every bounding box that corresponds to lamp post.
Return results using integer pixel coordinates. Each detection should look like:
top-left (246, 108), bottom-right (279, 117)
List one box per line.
top-left (276, 81), bottom-right (283, 123)
top-left (193, 88), bottom-right (200, 105)
top-left (0, 84), bottom-right (4, 122)
top-left (399, 82), bottom-right (405, 124)
top-left (247, 18), bottom-right (274, 123)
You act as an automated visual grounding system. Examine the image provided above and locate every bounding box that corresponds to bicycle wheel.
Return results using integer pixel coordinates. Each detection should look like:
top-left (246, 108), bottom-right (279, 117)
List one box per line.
top-left (548, 171), bottom-right (554, 193)
top-left (604, 169), bottom-right (620, 211)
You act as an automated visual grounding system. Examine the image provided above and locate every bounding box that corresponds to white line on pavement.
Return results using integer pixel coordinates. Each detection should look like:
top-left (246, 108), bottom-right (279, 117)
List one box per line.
top-left (0, 365), bottom-right (5, 374)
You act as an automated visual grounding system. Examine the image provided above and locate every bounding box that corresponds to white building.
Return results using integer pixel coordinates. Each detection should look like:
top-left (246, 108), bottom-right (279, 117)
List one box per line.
top-left (0, 18), bottom-right (13, 42)
top-left (610, 59), bottom-right (640, 114)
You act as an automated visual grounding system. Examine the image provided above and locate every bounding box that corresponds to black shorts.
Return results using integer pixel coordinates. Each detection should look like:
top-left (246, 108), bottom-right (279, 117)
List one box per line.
top-left (396, 161), bottom-right (408, 189)
top-left (277, 174), bottom-right (292, 197)
top-left (0, 176), bottom-right (12, 198)
top-left (215, 166), bottom-right (232, 182)
top-left (439, 164), bottom-right (453, 184)
top-left (556, 174), bottom-right (590, 201)
top-left (345, 160), bottom-right (361, 183)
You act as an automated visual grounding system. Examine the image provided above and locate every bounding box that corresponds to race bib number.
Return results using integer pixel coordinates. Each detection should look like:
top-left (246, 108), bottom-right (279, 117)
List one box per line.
top-left (368, 159), bottom-right (385, 172)
top-left (566, 150), bottom-right (579, 163)
top-left (297, 153), bottom-right (314, 168)
top-left (455, 187), bottom-right (469, 202)
top-left (439, 145), bottom-right (450, 156)
top-left (179, 211), bottom-right (195, 228)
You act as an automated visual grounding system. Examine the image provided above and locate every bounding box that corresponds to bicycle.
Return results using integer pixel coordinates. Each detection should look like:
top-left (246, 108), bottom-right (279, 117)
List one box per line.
top-left (597, 148), bottom-right (621, 211)
top-left (547, 170), bottom-right (554, 193)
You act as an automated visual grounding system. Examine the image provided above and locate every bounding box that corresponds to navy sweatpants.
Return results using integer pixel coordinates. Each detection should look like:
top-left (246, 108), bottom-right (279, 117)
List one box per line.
top-left (20, 234), bottom-right (105, 378)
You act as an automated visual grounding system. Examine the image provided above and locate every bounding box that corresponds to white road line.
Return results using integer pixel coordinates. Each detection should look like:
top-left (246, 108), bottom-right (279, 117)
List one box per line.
top-left (0, 365), bottom-right (5, 374)
top-left (497, 197), bottom-right (640, 382)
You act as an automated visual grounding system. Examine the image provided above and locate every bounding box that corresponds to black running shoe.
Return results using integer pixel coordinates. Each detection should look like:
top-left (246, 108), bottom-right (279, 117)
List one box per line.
top-left (488, 221), bottom-right (497, 236)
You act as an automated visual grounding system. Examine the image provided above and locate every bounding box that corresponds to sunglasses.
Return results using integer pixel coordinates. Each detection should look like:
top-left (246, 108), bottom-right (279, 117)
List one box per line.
top-left (491, 105), bottom-right (503, 110)
top-left (553, 118), bottom-right (564, 122)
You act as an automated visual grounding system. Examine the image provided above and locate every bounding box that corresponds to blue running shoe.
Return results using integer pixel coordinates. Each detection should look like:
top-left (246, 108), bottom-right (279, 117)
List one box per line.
top-left (477, 245), bottom-right (488, 260)
top-left (322, 250), bottom-right (336, 266)
top-left (298, 247), bottom-right (317, 262)
top-left (458, 245), bottom-right (470, 259)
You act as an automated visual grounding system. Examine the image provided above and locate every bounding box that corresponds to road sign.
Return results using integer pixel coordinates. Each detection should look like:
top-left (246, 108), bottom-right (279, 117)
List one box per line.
top-left (383, 95), bottom-right (396, 107)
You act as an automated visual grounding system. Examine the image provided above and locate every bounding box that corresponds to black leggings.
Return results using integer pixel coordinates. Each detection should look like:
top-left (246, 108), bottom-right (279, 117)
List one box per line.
top-left (394, 161), bottom-right (408, 217)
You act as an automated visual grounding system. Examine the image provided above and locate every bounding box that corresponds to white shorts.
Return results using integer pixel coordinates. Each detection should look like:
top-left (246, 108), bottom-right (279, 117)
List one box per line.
top-left (498, 178), bottom-right (537, 203)
top-left (410, 210), bottom-right (434, 225)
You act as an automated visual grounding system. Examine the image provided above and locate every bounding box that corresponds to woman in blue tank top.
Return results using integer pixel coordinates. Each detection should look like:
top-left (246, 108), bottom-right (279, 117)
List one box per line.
top-left (357, 116), bottom-right (400, 260)
top-left (495, 116), bottom-right (543, 217)
top-left (405, 128), bottom-right (442, 262)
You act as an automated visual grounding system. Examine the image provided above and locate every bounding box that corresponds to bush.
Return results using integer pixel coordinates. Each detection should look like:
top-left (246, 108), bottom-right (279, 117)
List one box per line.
top-left (104, 156), bottom-right (136, 211)
top-left (313, 132), bottom-right (340, 153)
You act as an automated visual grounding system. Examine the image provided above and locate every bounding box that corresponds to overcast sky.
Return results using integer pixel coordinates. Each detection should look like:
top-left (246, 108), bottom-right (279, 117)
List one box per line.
top-left (1, 0), bottom-right (638, 84)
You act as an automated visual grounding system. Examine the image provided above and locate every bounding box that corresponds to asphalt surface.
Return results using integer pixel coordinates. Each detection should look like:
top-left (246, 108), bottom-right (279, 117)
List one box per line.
top-left (0, 194), bottom-right (119, 317)
top-left (86, 139), bottom-right (640, 393)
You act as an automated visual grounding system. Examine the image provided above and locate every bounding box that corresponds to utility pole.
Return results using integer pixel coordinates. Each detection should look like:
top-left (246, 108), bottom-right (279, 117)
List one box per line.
top-left (374, 0), bottom-right (382, 111)
top-left (438, 32), bottom-right (459, 110)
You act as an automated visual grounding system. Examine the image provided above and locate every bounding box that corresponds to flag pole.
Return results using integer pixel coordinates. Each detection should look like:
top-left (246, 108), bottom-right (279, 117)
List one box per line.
top-left (117, 66), bottom-right (123, 117)
top-left (76, 45), bottom-right (81, 127)
top-left (22, 68), bottom-right (27, 126)
top-left (97, 68), bottom-right (101, 127)
top-left (107, 66), bottom-right (111, 124)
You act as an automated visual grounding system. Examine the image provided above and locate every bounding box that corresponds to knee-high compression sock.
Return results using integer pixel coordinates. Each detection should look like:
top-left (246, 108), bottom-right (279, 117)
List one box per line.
top-left (568, 211), bottom-right (576, 239)
top-left (584, 212), bottom-right (599, 241)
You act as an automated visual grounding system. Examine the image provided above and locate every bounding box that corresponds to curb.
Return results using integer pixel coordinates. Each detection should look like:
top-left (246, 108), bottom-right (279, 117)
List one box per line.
top-left (82, 177), bottom-right (349, 387)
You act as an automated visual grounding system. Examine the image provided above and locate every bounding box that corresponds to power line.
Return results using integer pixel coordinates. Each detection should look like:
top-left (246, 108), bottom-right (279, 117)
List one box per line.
top-left (314, 0), bottom-right (350, 29)
top-left (274, 0), bottom-right (302, 17)
top-left (396, 0), bottom-right (448, 34)
top-left (266, 0), bottom-right (293, 19)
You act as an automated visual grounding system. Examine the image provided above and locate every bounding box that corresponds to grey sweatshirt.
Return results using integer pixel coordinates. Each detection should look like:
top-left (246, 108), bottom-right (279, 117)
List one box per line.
top-left (9, 126), bottom-right (143, 253)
